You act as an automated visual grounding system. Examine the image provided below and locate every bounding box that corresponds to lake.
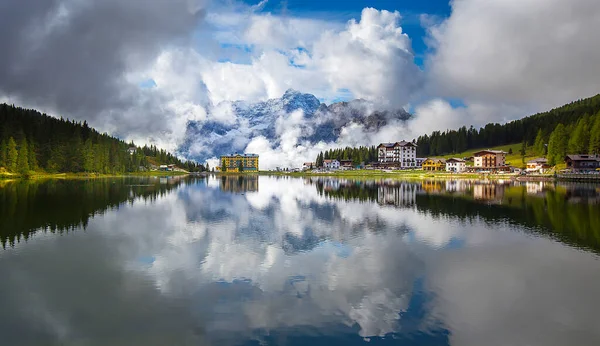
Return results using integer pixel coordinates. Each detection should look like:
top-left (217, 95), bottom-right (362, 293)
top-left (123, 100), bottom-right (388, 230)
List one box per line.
top-left (1, 175), bottom-right (600, 345)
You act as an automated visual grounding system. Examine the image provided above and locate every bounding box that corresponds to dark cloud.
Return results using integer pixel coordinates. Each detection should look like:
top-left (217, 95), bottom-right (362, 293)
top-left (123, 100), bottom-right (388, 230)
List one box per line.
top-left (0, 0), bottom-right (206, 140)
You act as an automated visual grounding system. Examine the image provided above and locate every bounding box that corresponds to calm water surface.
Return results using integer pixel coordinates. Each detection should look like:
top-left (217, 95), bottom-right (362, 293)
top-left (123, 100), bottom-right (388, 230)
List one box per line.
top-left (1, 176), bottom-right (600, 345)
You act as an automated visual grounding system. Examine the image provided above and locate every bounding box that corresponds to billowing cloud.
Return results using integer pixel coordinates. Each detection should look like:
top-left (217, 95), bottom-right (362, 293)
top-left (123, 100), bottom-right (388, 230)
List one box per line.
top-left (0, 0), bottom-right (209, 150)
top-left (427, 0), bottom-right (600, 108)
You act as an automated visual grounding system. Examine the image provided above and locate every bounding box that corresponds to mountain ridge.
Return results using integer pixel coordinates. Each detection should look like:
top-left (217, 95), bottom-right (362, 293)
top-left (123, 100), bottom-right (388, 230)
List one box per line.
top-left (178, 89), bottom-right (412, 161)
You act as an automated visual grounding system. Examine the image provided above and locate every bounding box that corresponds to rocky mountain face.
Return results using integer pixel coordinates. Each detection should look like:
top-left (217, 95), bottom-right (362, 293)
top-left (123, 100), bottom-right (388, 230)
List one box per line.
top-left (178, 89), bottom-right (412, 161)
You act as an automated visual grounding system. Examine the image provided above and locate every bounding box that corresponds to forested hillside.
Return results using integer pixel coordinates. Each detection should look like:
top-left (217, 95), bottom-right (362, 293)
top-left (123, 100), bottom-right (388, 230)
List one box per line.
top-left (315, 94), bottom-right (600, 166)
top-left (0, 104), bottom-right (204, 174)
top-left (416, 94), bottom-right (600, 158)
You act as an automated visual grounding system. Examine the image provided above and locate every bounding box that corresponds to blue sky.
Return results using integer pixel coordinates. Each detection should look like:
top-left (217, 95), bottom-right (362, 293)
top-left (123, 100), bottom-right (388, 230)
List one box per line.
top-left (241, 0), bottom-right (452, 67)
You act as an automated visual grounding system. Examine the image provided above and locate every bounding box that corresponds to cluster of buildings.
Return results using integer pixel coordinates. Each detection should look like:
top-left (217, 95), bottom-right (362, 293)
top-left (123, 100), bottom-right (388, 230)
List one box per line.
top-left (217, 153), bottom-right (259, 172)
top-left (375, 142), bottom-right (511, 173)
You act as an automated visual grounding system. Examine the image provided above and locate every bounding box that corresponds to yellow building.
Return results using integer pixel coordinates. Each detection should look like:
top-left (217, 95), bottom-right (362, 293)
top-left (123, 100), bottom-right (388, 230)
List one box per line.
top-left (220, 154), bottom-right (259, 172)
top-left (422, 158), bottom-right (446, 171)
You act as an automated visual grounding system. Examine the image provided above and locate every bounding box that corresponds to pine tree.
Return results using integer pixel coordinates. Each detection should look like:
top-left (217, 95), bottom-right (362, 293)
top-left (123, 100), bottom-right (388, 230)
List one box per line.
top-left (221, 159), bottom-right (227, 173)
top-left (589, 114), bottom-right (600, 154)
top-left (17, 137), bottom-right (29, 174)
top-left (0, 139), bottom-right (6, 168)
top-left (28, 141), bottom-right (38, 171)
top-left (547, 124), bottom-right (567, 166)
top-left (82, 138), bottom-right (95, 172)
top-left (533, 129), bottom-right (545, 156)
top-left (6, 137), bottom-right (18, 173)
top-left (568, 116), bottom-right (590, 154)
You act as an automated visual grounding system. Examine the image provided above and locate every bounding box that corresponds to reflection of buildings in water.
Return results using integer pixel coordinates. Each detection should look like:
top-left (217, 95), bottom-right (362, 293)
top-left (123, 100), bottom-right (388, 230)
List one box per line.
top-left (473, 183), bottom-right (505, 202)
top-left (563, 183), bottom-right (600, 204)
top-left (421, 180), bottom-right (444, 194)
top-left (445, 180), bottom-right (469, 193)
top-left (220, 175), bottom-right (259, 193)
top-left (525, 182), bottom-right (545, 195)
top-left (377, 183), bottom-right (419, 207)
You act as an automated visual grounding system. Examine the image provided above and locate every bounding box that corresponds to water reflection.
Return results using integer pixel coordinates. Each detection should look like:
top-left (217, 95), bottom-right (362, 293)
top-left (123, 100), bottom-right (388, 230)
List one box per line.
top-left (0, 176), bottom-right (188, 248)
top-left (1, 175), bottom-right (599, 345)
top-left (310, 177), bottom-right (600, 253)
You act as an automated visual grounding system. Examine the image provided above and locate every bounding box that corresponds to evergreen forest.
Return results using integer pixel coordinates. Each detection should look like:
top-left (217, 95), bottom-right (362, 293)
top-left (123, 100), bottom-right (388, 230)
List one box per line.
top-left (0, 104), bottom-right (204, 174)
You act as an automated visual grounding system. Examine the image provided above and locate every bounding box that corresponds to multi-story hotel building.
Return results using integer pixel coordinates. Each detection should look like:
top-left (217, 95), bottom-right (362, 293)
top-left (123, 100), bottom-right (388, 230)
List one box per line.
top-left (473, 150), bottom-right (507, 170)
top-left (377, 141), bottom-right (418, 168)
top-left (219, 153), bottom-right (259, 172)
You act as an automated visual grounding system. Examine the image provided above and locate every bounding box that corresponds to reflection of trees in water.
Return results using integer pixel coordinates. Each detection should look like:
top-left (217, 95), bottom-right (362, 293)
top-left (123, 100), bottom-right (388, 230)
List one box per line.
top-left (311, 178), bottom-right (600, 253)
top-left (0, 177), bottom-right (191, 248)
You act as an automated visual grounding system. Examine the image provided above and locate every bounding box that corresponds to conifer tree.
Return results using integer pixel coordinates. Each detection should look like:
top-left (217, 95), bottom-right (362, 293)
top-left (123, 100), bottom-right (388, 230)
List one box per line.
top-left (589, 114), bottom-right (600, 154)
top-left (533, 129), bottom-right (545, 156)
top-left (547, 124), bottom-right (567, 165)
top-left (17, 137), bottom-right (29, 174)
top-left (0, 139), bottom-right (6, 168)
top-left (7, 137), bottom-right (18, 172)
top-left (28, 141), bottom-right (38, 171)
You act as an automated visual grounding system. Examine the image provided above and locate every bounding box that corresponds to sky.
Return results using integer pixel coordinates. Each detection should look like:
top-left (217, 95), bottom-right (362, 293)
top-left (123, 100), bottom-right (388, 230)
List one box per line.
top-left (1, 0), bottom-right (600, 167)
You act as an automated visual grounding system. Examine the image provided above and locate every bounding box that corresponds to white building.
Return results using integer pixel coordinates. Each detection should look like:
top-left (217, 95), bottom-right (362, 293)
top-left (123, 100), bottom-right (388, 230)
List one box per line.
top-left (377, 141), bottom-right (418, 168)
top-left (446, 158), bottom-right (466, 172)
top-left (302, 162), bottom-right (314, 171)
top-left (323, 159), bottom-right (340, 170)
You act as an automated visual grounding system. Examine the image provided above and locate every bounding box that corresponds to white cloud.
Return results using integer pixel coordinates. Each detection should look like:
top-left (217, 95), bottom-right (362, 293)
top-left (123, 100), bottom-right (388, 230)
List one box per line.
top-left (427, 0), bottom-right (600, 109)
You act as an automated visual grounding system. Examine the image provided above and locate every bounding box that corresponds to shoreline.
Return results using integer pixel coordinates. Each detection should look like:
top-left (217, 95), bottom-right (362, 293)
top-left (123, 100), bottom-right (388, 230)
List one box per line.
top-left (0, 171), bottom-right (190, 181)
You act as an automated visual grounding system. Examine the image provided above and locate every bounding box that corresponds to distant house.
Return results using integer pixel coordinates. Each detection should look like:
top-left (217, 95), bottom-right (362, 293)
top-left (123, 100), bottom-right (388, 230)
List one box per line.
top-left (446, 158), bottom-right (466, 172)
top-left (422, 158), bottom-right (446, 171)
top-left (159, 165), bottom-right (168, 171)
top-left (565, 155), bottom-right (600, 172)
top-left (127, 147), bottom-right (136, 155)
top-left (526, 158), bottom-right (551, 173)
top-left (339, 160), bottom-right (354, 170)
top-left (302, 162), bottom-right (314, 171)
top-left (473, 150), bottom-right (507, 170)
top-left (323, 159), bottom-right (340, 170)
top-left (415, 158), bottom-right (427, 168)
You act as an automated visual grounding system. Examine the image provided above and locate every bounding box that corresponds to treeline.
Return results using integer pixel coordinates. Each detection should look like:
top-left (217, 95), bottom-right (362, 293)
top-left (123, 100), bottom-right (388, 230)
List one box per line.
top-left (0, 177), bottom-right (191, 248)
top-left (315, 146), bottom-right (377, 167)
top-left (0, 103), bottom-right (204, 174)
top-left (416, 94), bottom-right (600, 157)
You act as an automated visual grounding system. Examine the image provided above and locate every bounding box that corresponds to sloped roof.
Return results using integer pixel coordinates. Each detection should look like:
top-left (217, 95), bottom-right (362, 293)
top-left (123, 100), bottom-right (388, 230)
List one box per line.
top-left (473, 150), bottom-right (507, 156)
top-left (446, 158), bottom-right (465, 163)
top-left (565, 155), bottom-right (600, 161)
top-left (527, 158), bottom-right (548, 164)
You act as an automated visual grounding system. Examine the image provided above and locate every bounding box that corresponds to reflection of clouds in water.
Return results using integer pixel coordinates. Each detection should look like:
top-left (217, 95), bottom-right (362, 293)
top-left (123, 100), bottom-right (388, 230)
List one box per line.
top-left (426, 236), bottom-right (600, 346)
top-left (128, 177), bottom-right (427, 338)
top-left (7, 176), bottom-right (597, 344)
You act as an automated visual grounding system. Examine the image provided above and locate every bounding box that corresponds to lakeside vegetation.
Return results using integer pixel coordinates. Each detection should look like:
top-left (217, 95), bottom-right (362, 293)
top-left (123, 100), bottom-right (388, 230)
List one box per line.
top-left (0, 103), bottom-right (205, 178)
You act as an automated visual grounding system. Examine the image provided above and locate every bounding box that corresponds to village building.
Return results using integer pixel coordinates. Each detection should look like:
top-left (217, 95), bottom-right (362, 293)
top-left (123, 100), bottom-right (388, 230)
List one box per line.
top-left (302, 162), bottom-right (314, 171)
top-left (220, 153), bottom-right (259, 172)
top-left (446, 158), bottom-right (466, 173)
top-left (473, 150), bottom-right (508, 171)
top-left (339, 160), bottom-right (354, 170)
top-left (323, 159), bottom-right (340, 170)
top-left (565, 155), bottom-right (600, 172)
top-left (415, 158), bottom-right (427, 168)
top-left (526, 158), bottom-right (551, 173)
top-left (377, 141), bottom-right (418, 169)
top-left (422, 158), bottom-right (446, 171)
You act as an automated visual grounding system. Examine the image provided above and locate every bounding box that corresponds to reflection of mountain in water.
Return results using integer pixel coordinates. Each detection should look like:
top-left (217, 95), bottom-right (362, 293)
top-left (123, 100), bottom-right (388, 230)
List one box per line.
top-left (0, 177), bottom-right (190, 249)
top-left (311, 178), bottom-right (600, 253)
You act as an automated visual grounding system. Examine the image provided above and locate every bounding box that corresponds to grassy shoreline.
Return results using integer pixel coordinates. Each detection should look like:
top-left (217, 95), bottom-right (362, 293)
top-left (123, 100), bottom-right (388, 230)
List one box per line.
top-left (0, 170), bottom-right (189, 180)
top-left (258, 169), bottom-right (552, 181)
